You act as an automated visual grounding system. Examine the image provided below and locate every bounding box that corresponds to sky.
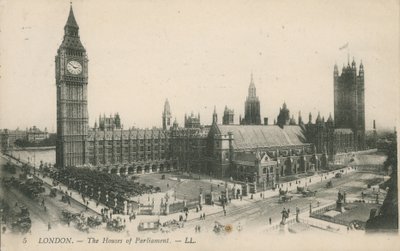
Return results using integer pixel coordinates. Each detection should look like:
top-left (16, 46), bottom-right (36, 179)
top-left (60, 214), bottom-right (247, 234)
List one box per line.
top-left (0, 0), bottom-right (399, 132)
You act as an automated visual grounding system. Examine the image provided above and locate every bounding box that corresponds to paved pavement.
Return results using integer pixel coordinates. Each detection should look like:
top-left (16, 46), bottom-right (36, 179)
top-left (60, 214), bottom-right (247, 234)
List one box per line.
top-left (1, 153), bottom-right (386, 235)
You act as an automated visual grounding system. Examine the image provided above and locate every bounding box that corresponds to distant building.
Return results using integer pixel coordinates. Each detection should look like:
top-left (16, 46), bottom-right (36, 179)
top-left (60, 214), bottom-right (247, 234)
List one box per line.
top-left (97, 113), bottom-right (121, 131)
top-left (162, 99), bottom-right (172, 130)
top-left (0, 126), bottom-right (49, 150)
top-left (205, 119), bottom-right (325, 192)
top-left (184, 112), bottom-right (201, 129)
top-left (55, 6), bottom-right (174, 170)
top-left (0, 129), bottom-right (26, 150)
top-left (54, 6), bottom-right (367, 184)
top-left (222, 106), bottom-right (234, 125)
top-left (334, 59), bottom-right (366, 150)
top-left (241, 74), bottom-right (261, 125)
top-left (277, 102), bottom-right (290, 128)
top-left (27, 126), bottom-right (49, 142)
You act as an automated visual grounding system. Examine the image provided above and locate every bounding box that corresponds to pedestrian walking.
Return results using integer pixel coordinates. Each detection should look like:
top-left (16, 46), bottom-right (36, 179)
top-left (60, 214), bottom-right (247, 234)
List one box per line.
top-left (48, 222), bottom-right (51, 231)
top-left (237, 222), bottom-right (242, 232)
top-left (269, 217), bottom-right (272, 225)
top-left (203, 213), bottom-right (206, 220)
top-left (224, 210), bottom-right (226, 216)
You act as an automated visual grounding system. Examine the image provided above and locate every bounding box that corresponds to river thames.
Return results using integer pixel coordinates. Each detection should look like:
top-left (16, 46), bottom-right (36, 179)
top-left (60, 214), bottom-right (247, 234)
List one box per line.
top-left (8, 148), bottom-right (55, 167)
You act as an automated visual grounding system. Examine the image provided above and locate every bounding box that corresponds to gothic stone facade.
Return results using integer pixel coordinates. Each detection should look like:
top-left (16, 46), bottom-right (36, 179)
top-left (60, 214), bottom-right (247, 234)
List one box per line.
top-left (55, 7), bottom-right (175, 173)
top-left (55, 7), bottom-right (362, 181)
top-left (205, 123), bottom-right (328, 188)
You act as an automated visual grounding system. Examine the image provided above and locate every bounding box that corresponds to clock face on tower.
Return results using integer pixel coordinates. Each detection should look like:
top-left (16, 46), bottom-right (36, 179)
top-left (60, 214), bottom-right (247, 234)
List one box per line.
top-left (67, 60), bottom-right (82, 75)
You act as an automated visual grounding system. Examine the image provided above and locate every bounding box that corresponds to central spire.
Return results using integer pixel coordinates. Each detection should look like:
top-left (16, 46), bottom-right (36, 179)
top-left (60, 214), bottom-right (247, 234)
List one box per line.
top-left (60, 4), bottom-right (85, 51)
top-left (248, 73), bottom-right (257, 98)
top-left (65, 4), bottom-right (79, 29)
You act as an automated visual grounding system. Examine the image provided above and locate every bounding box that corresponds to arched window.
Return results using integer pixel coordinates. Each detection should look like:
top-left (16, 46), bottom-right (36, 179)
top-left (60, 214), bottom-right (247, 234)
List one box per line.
top-left (263, 167), bottom-right (267, 174)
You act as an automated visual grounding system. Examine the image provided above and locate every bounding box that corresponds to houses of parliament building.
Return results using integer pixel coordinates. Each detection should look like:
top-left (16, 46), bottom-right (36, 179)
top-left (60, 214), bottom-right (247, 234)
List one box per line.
top-left (56, 6), bottom-right (366, 188)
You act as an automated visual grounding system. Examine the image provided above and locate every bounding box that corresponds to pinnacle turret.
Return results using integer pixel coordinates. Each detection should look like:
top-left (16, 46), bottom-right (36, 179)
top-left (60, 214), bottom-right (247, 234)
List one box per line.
top-left (65, 5), bottom-right (79, 29)
top-left (60, 4), bottom-right (85, 51)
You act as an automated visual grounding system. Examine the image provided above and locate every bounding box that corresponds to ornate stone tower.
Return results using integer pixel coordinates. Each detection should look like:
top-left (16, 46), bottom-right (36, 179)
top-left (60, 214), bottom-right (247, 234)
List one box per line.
top-left (212, 106), bottom-right (218, 124)
top-left (222, 106), bottom-right (234, 125)
top-left (56, 5), bottom-right (89, 168)
top-left (277, 102), bottom-right (290, 128)
top-left (242, 74), bottom-right (261, 125)
top-left (334, 58), bottom-right (365, 150)
top-left (162, 99), bottom-right (172, 130)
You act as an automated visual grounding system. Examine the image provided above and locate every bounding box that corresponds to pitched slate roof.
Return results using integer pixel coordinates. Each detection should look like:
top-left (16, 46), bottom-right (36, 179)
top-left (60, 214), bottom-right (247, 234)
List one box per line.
top-left (216, 125), bottom-right (306, 149)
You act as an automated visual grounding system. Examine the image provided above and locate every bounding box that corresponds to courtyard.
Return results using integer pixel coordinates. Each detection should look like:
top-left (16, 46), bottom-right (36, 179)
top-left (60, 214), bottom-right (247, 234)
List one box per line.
top-left (133, 172), bottom-right (228, 201)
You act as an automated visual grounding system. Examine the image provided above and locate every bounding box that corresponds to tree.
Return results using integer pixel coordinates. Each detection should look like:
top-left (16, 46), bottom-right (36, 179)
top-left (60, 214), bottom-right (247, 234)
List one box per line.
top-left (383, 141), bottom-right (397, 178)
top-left (366, 139), bottom-right (398, 233)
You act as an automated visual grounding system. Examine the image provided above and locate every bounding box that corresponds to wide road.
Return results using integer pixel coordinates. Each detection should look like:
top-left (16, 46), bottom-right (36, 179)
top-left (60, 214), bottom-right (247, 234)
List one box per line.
top-left (0, 155), bottom-right (98, 234)
top-left (180, 170), bottom-right (384, 233)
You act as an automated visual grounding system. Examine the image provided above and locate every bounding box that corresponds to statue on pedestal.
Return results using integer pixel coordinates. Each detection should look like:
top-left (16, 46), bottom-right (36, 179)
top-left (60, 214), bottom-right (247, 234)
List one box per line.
top-left (336, 191), bottom-right (345, 213)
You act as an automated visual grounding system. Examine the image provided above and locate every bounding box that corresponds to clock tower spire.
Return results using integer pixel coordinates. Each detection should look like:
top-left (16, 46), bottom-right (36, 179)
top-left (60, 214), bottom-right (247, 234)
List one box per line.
top-left (56, 5), bottom-right (89, 168)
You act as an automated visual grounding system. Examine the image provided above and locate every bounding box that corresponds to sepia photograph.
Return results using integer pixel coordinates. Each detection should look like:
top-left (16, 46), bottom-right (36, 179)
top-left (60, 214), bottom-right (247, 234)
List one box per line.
top-left (0, 0), bottom-right (399, 250)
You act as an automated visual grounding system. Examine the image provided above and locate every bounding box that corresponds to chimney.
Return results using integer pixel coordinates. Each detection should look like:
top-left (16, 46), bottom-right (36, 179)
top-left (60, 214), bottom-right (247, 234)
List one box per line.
top-left (264, 117), bottom-right (268, 125)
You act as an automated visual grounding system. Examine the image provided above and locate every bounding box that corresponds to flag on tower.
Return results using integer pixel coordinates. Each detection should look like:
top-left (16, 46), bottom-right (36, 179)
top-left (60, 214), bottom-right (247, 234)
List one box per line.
top-left (339, 42), bottom-right (349, 50)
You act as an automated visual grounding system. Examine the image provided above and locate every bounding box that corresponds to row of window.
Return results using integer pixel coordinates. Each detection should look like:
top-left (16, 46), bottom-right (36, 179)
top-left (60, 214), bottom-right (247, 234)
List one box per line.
top-left (88, 153), bottom-right (167, 164)
top-left (88, 139), bottom-right (168, 145)
top-left (88, 146), bottom-right (167, 152)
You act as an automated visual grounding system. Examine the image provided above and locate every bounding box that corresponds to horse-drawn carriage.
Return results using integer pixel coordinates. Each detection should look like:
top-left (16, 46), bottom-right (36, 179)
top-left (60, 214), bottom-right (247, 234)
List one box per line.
top-left (326, 180), bottom-right (333, 188)
top-left (11, 206), bottom-right (31, 234)
top-left (50, 187), bottom-right (57, 197)
top-left (87, 216), bottom-right (102, 228)
top-left (137, 217), bottom-right (160, 232)
top-left (75, 220), bottom-right (90, 233)
top-left (213, 221), bottom-right (231, 235)
top-left (107, 218), bottom-right (126, 232)
top-left (302, 190), bottom-right (317, 197)
top-left (279, 188), bottom-right (288, 196)
top-left (11, 217), bottom-right (31, 234)
top-left (297, 186), bottom-right (305, 193)
top-left (61, 210), bottom-right (80, 223)
top-left (279, 195), bottom-right (293, 203)
top-left (161, 219), bottom-right (182, 233)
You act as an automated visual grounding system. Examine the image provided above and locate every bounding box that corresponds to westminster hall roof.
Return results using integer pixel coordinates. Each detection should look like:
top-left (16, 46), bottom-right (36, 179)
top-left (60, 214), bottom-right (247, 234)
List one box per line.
top-left (214, 125), bottom-right (307, 149)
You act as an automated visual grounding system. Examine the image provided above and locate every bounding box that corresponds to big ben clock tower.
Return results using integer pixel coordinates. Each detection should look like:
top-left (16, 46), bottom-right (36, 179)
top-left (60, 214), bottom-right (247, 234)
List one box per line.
top-left (56, 5), bottom-right (89, 168)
